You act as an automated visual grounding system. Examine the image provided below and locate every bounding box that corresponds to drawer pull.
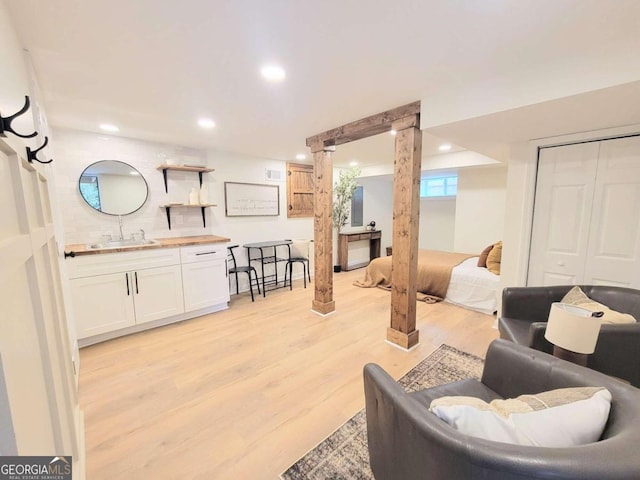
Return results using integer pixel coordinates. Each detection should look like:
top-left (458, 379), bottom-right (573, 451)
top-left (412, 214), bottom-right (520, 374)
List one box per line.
top-left (125, 273), bottom-right (130, 296)
top-left (195, 251), bottom-right (217, 256)
top-left (135, 272), bottom-right (139, 294)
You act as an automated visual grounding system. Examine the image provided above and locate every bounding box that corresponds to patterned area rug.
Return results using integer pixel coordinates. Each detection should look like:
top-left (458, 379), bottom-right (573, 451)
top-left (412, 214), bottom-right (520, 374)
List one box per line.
top-left (281, 344), bottom-right (484, 480)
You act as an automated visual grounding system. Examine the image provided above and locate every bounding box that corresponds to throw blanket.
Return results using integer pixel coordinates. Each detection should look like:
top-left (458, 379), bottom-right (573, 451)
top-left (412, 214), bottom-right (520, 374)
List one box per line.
top-left (353, 250), bottom-right (475, 303)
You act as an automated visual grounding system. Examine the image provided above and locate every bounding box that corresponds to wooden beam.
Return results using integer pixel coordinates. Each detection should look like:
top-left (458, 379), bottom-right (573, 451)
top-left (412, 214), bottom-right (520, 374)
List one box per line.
top-left (306, 101), bottom-right (420, 149)
top-left (312, 148), bottom-right (335, 315)
top-left (387, 125), bottom-right (422, 349)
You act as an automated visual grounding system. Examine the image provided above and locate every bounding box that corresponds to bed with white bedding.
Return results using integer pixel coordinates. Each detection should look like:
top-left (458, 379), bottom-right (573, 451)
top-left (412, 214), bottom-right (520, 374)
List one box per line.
top-left (353, 249), bottom-right (500, 315)
top-left (445, 256), bottom-right (500, 314)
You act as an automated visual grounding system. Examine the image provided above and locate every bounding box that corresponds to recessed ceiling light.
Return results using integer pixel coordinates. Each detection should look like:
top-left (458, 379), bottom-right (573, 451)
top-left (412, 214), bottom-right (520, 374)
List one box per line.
top-left (439, 143), bottom-right (452, 152)
top-left (99, 123), bottom-right (119, 132)
top-left (349, 160), bottom-right (359, 167)
top-left (197, 118), bottom-right (216, 129)
top-left (295, 153), bottom-right (306, 160)
top-left (390, 130), bottom-right (397, 136)
top-left (261, 64), bottom-right (286, 82)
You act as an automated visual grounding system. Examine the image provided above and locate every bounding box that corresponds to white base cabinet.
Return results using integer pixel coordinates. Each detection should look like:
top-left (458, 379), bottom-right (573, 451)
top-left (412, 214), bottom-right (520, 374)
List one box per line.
top-left (70, 272), bottom-right (136, 338)
top-left (67, 244), bottom-right (230, 344)
top-left (133, 265), bottom-right (184, 324)
top-left (181, 244), bottom-right (230, 312)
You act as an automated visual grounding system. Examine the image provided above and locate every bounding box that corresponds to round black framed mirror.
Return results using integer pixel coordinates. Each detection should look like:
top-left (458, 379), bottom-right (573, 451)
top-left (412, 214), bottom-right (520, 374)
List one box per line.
top-left (78, 160), bottom-right (149, 215)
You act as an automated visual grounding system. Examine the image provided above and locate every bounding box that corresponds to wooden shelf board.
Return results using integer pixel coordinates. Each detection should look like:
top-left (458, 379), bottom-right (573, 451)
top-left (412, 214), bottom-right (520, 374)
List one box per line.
top-left (159, 204), bottom-right (217, 208)
top-left (157, 164), bottom-right (215, 173)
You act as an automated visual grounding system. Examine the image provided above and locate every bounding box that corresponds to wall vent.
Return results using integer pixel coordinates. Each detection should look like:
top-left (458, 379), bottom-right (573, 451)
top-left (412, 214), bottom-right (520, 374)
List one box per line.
top-left (265, 168), bottom-right (285, 181)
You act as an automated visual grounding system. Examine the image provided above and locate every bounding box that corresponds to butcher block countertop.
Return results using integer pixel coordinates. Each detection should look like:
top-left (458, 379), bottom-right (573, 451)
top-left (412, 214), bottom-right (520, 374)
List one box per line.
top-left (65, 235), bottom-right (231, 256)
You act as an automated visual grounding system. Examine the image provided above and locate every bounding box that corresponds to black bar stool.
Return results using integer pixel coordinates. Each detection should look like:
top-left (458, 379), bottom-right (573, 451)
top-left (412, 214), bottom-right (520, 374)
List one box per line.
top-left (227, 245), bottom-right (261, 301)
top-left (284, 240), bottom-right (311, 290)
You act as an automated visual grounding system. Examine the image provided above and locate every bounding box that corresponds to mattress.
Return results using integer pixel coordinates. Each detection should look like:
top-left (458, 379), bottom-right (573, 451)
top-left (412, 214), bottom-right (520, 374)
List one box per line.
top-left (445, 257), bottom-right (500, 315)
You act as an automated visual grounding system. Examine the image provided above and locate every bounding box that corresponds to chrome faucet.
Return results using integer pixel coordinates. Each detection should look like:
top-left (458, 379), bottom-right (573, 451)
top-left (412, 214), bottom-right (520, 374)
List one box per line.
top-left (118, 216), bottom-right (125, 240)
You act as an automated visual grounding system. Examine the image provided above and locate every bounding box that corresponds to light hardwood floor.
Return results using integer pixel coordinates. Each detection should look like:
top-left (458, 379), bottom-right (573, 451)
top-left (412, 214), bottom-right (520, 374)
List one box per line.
top-left (79, 269), bottom-right (498, 479)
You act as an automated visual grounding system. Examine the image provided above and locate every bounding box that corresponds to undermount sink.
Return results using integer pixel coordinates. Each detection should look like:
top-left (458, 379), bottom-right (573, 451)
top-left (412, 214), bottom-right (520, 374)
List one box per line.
top-left (87, 239), bottom-right (158, 249)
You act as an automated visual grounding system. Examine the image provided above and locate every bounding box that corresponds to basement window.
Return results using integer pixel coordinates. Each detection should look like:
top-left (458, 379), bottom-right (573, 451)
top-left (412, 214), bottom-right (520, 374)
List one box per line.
top-left (420, 175), bottom-right (457, 198)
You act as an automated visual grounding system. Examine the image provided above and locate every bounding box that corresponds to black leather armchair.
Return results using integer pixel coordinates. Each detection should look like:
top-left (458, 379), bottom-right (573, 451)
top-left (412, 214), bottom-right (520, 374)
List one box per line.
top-left (499, 285), bottom-right (640, 386)
top-left (364, 339), bottom-right (640, 480)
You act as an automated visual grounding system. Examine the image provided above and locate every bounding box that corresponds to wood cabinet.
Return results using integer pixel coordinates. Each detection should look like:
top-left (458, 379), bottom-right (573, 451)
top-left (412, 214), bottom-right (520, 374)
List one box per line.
top-left (286, 162), bottom-right (314, 218)
top-left (181, 245), bottom-right (230, 312)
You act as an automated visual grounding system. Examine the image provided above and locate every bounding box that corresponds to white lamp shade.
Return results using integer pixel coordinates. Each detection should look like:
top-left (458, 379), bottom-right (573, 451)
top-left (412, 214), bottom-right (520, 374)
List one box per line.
top-left (545, 303), bottom-right (603, 354)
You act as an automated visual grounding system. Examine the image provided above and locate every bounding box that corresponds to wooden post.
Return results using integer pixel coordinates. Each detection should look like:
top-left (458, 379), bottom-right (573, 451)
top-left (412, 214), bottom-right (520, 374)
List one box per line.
top-left (387, 123), bottom-right (422, 349)
top-left (305, 101), bottom-right (421, 324)
top-left (311, 145), bottom-right (335, 315)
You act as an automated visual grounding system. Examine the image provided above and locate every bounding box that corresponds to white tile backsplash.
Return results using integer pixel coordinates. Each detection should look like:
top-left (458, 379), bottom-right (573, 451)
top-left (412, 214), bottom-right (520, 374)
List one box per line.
top-left (53, 128), bottom-right (213, 244)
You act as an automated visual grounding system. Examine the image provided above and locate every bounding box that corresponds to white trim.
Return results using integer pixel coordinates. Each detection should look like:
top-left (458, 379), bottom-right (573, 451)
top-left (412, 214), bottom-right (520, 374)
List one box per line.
top-left (385, 339), bottom-right (420, 352)
top-left (311, 308), bottom-right (335, 318)
top-left (77, 302), bottom-right (229, 347)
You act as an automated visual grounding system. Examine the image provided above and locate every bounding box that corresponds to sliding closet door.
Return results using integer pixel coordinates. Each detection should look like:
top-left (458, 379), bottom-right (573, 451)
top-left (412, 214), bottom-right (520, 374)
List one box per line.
top-left (584, 136), bottom-right (640, 286)
top-left (528, 134), bottom-right (640, 288)
top-left (527, 142), bottom-right (599, 286)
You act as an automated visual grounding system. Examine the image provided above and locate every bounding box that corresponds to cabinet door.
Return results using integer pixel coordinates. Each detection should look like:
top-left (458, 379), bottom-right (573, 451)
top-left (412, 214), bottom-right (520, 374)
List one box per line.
top-left (70, 272), bottom-right (136, 338)
top-left (287, 162), bottom-right (314, 218)
top-left (133, 265), bottom-right (184, 324)
top-left (182, 259), bottom-right (230, 312)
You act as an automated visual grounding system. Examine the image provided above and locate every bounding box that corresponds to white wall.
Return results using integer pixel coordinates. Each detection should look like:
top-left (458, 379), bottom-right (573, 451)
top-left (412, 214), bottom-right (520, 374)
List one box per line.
top-left (343, 176), bottom-right (394, 263)
top-left (420, 197), bottom-right (456, 251)
top-left (453, 166), bottom-right (507, 254)
top-left (355, 167), bottom-right (507, 256)
top-left (53, 128), bottom-right (211, 244)
top-left (348, 175), bottom-right (457, 257)
top-left (0, 6), bottom-right (33, 139)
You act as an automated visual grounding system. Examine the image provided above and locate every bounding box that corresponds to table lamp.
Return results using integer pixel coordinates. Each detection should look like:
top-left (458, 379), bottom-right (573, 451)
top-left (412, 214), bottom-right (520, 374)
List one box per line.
top-left (544, 303), bottom-right (603, 366)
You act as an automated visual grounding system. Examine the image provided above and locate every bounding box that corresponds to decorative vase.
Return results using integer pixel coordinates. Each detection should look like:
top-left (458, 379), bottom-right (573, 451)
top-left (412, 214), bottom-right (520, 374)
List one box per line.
top-left (189, 187), bottom-right (199, 205)
top-left (199, 184), bottom-right (209, 205)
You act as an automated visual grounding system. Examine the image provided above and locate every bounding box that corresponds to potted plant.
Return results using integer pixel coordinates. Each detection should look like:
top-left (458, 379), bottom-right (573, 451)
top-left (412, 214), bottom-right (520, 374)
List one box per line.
top-left (332, 166), bottom-right (361, 272)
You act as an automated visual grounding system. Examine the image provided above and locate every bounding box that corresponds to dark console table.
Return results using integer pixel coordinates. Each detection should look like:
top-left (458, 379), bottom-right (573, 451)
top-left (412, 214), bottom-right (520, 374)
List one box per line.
top-left (337, 230), bottom-right (381, 271)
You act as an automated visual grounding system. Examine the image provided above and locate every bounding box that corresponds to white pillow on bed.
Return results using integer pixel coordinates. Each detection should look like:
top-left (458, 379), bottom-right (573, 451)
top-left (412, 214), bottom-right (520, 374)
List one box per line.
top-left (429, 386), bottom-right (611, 447)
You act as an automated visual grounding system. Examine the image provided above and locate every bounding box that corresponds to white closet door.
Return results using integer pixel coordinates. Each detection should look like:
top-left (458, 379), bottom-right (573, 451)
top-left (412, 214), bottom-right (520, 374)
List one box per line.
top-left (527, 142), bottom-right (599, 286)
top-left (584, 136), bottom-right (640, 287)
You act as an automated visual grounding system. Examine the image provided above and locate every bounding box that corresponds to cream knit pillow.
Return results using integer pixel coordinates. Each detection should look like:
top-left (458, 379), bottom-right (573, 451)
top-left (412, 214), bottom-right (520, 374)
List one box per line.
top-left (561, 286), bottom-right (636, 324)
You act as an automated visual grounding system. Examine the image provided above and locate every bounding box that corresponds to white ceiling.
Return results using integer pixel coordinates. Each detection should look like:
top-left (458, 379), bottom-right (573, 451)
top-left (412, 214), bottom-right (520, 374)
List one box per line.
top-left (6, 0), bottom-right (640, 168)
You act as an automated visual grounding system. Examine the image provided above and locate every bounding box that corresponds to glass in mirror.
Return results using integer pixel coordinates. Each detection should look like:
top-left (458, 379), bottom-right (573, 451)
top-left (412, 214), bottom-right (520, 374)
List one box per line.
top-left (78, 160), bottom-right (148, 215)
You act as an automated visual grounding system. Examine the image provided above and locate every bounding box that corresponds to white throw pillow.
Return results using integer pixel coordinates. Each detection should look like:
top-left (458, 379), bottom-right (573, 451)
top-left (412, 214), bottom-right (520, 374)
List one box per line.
top-left (429, 387), bottom-right (611, 447)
